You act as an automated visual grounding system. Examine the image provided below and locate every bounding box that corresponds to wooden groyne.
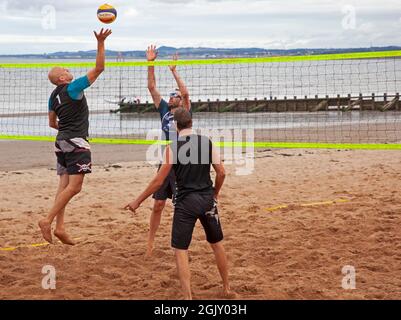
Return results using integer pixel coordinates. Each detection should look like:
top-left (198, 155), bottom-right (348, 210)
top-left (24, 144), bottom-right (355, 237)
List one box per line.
top-left (110, 93), bottom-right (400, 113)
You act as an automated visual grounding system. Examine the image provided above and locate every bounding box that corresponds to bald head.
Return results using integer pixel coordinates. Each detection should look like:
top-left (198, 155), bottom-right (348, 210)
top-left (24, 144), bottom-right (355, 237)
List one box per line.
top-left (48, 67), bottom-right (73, 86)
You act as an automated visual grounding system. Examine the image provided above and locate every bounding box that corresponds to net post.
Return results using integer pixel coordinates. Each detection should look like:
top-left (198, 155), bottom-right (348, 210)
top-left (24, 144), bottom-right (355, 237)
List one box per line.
top-left (337, 94), bottom-right (341, 111)
top-left (293, 96), bottom-right (297, 112)
top-left (371, 93), bottom-right (375, 111)
top-left (382, 93), bottom-right (387, 112)
top-left (346, 94), bottom-right (352, 112)
top-left (268, 96), bottom-right (273, 112)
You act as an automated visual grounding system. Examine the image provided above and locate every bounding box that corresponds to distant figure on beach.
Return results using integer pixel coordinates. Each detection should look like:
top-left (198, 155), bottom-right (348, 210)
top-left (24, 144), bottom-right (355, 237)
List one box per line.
top-left (145, 45), bottom-right (192, 257)
top-left (125, 108), bottom-right (235, 300)
top-left (38, 28), bottom-right (112, 245)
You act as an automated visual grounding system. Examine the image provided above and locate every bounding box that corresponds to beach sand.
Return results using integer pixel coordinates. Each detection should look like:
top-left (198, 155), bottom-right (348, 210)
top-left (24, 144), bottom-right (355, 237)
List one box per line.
top-left (0, 141), bottom-right (400, 299)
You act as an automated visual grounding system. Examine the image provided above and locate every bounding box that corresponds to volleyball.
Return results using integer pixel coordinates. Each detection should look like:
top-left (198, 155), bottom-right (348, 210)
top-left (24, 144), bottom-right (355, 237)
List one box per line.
top-left (97, 4), bottom-right (117, 24)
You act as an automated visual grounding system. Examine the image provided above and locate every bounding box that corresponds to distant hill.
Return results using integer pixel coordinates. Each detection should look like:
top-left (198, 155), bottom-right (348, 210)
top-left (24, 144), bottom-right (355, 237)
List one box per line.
top-left (1, 46), bottom-right (400, 59)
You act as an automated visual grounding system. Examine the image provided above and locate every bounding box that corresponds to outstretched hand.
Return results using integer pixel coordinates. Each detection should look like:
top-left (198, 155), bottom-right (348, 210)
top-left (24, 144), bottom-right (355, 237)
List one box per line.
top-left (94, 28), bottom-right (112, 42)
top-left (146, 45), bottom-right (158, 61)
top-left (169, 52), bottom-right (179, 72)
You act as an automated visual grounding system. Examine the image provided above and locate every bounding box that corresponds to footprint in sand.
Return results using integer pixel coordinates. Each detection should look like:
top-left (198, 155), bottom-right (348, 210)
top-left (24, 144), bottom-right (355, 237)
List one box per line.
top-left (90, 204), bottom-right (103, 209)
top-left (201, 283), bottom-right (218, 290)
top-left (239, 285), bottom-right (258, 294)
top-left (234, 259), bottom-right (247, 267)
top-left (160, 279), bottom-right (175, 288)
top-left (98, 218), bottom-right (115, 222)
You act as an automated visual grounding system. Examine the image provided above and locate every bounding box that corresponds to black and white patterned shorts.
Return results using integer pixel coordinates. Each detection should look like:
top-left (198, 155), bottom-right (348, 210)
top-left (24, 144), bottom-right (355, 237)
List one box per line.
top-left (55, 138), bottom-right (92, 176)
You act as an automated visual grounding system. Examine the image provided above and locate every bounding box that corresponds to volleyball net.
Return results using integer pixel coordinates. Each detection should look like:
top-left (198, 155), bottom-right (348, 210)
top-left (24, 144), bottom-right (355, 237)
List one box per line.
top-left (1, 50), bottom-right (401, 149)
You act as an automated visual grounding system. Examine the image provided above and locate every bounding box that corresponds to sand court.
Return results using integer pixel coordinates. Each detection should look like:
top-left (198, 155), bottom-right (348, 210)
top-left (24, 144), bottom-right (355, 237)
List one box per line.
top-left (0, 142), bottom-right (401, 299)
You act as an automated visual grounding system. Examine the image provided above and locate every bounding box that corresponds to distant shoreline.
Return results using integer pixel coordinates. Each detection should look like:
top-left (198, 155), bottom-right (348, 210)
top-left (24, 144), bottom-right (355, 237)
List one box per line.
top-left (1, 45), bottom-right (400, 60)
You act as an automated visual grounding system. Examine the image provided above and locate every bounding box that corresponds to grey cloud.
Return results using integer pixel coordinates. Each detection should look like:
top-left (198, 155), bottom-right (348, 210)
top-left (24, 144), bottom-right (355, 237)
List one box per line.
top-left (5, 0), bottom-right (114, 12)
top-left (1, 0), bottom-right (401, 54)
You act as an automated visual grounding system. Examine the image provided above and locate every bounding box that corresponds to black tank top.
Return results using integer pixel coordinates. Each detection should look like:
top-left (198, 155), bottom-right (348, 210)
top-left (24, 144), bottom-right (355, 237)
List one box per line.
top-left (172, 134), bottom-right (214, 202)
top-left (49, 84), bottom-right (89, 140)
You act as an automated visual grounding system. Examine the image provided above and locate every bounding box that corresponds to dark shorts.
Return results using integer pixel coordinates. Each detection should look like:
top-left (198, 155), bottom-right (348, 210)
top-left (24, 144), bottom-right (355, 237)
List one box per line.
top-left (152, 164), bottom-right (176, 201)
top-left (172, 192), bottom-right (224, 250)
top-left (55, 138), bottom-right (92, 176)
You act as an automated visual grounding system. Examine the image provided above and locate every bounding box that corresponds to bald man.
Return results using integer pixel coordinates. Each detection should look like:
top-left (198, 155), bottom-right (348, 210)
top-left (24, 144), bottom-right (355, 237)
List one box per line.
top-left (38, 29), bottom-right (112, 245)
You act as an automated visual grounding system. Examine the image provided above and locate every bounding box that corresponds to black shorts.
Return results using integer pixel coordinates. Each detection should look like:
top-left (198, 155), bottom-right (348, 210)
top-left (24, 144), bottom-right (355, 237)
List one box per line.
top-left (55, 138), bottom-right (92, 176)
top-left (172, 192), bottom-right (224, 250)
top-left (152, 165), bottom-right (176, 201)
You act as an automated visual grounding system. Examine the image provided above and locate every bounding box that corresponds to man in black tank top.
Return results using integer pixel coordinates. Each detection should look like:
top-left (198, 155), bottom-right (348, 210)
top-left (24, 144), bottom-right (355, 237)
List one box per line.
top-left (38, 29), bottom-right (112, 246)
top-left (125, 108), bottom-right (236, 300)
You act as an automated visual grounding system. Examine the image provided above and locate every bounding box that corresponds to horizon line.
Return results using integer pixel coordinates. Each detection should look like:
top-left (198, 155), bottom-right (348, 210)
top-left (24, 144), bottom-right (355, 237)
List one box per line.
top-left (1, 45), bottom-right (400, 57)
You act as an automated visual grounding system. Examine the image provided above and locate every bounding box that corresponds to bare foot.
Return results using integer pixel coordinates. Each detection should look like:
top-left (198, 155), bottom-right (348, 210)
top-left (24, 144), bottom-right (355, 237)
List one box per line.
top-left (54, 230), bottom-right (75, 246)
top-left (38, 220), bottom-right (53, 244)
top-left (222, 289), bottom-right (238, 300)
top-left (145, 246), bottom-right (154, 259)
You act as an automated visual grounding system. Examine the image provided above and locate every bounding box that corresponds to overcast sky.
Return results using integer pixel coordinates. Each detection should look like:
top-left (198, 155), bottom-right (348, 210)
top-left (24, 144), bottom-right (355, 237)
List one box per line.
top-left (0, 0), bottom-right (401, 54)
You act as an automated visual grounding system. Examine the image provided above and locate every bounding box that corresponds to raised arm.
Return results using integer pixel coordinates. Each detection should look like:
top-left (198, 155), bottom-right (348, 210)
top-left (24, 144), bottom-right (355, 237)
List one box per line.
top-left (147, 45), bottom-right (162, 108)
top-left (87, 28), bottom-right (112, 84)
top-left (211, 145), bottom-right (226, 201)
top-left (124, 146), bottom-right (173, 213)
top-left (169, 53), bottom-right (191, 111)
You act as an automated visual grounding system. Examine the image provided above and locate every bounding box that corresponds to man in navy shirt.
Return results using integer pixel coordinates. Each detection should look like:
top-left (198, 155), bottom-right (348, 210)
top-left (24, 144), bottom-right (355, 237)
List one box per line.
top-left (146, 45), bottom-right (192, 257)
top-left (38, 29), bottom-right (112, 245)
